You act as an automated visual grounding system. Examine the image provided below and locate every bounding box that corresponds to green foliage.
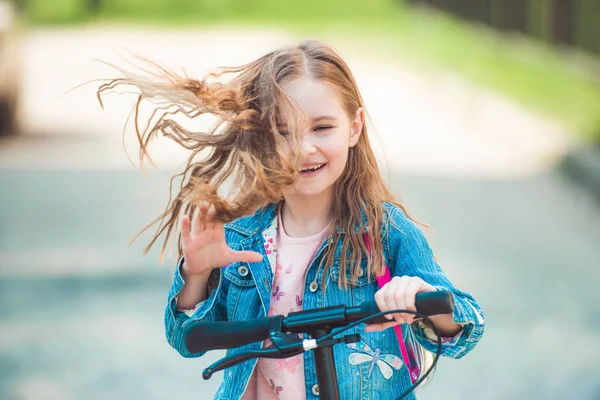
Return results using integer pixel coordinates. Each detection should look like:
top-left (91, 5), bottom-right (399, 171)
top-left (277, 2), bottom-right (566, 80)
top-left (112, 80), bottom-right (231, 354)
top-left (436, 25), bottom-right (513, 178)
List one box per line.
top-left (20, 0), bottom-right (90, 24)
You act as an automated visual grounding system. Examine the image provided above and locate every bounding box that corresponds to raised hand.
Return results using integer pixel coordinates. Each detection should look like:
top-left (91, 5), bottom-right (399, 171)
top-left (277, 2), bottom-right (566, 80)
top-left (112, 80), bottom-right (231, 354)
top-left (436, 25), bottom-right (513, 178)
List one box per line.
top-left (180, 205), bottom-right (263, 278)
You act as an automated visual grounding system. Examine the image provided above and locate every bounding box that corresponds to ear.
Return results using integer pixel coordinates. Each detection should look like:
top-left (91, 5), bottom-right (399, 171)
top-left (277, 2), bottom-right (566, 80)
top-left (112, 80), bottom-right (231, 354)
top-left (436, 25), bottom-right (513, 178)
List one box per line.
top-left (349, 107), bottom-right (364, 148)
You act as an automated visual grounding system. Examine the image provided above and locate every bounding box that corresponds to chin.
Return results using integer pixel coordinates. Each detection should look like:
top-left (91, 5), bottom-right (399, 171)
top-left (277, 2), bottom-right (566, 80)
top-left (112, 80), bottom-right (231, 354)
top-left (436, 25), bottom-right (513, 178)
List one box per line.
top-left (294, 184), bottom-right (333, 198)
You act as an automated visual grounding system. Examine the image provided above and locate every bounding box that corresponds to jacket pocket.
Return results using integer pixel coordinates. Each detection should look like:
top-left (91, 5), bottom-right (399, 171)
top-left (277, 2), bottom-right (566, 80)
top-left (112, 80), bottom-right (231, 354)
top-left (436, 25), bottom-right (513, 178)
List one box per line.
top-left (324, 257), bottom-right (377, 308)
top-left (223, 263), bottom-right (260, 320)
top-left (329, 257), bottom-right (375, 287)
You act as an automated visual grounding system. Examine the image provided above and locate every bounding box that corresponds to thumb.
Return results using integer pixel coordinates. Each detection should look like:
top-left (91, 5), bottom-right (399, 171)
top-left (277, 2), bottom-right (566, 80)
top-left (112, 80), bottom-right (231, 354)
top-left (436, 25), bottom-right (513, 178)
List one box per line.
top-left (229, 250), bottom-right (263, 264)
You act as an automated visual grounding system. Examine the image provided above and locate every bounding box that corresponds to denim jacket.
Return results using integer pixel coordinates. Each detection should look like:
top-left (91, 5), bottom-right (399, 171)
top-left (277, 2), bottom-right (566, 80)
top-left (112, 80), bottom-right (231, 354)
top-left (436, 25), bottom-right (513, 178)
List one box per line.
top-left (165, 203), bottom-right (485, 399)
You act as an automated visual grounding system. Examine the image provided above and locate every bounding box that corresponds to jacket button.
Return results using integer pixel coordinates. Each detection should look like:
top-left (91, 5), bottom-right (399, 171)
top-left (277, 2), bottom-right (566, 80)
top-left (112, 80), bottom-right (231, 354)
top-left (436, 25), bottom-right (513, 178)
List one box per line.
top-left (309, 281), bottom-right (318, 292)
top-left (238, 266), bottom-right (249, 277)
top-left (311, 384), bottom-right (319, 395)
top-left (357, 267), bottom-right (364, 277)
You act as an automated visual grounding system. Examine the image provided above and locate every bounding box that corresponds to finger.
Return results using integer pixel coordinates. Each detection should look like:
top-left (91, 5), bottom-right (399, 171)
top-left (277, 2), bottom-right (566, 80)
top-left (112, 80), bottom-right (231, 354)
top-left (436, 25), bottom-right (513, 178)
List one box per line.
top-left (193, 205), bottom-right (208, 236)
top-left (392, 280), bottom-right (410, 324)
top-left (206, 204), bottom-right (216, 231)
top-left (365, 320), bottom-right (398, 333)
top-left (374, 287), bottom-right (393, 321)
top-left (382, 283), bottom-right (397, 321)
top-left (404, 277), bottom-right (422, 323)
top-left (228, 250), bottom-right (263, 264)
top-left (181, 215), bottom-right (191, 245)
top-left (387, 277), bottom-right (409, 324)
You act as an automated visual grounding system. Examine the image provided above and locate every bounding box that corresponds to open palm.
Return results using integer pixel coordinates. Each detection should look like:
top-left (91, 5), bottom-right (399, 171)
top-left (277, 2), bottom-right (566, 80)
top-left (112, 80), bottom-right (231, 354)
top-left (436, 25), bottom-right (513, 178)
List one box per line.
top-left (180, 206), bottom-right (263, 276)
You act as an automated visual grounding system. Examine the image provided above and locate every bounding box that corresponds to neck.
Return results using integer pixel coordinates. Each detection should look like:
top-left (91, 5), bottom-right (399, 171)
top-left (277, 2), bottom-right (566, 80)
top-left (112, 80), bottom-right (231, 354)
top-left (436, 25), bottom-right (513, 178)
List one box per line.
top-left (281, 190), bottom-right (333, 238)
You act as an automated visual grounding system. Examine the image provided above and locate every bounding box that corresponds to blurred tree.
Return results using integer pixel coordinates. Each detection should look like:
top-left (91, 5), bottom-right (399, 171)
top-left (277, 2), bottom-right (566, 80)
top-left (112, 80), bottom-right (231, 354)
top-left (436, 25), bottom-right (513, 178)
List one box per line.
top-left (446, 0), bottom-right (492, 24)
top-left (551, 0), bottom-right (573, 46)
top-left (11, 0), bottom-right (27, 12)
top-left (87, 0), bottom-right (101, 12)
top-left (407, 0), bottom-right (599, 55)
top-left (466, 0), bottom-right (492, 24)
top-left (490, 0), bottom-right (527, 32)
top-left (573, 0), bottom-right (600, 53)
top-left (527, 0), bottom-right (552, 42)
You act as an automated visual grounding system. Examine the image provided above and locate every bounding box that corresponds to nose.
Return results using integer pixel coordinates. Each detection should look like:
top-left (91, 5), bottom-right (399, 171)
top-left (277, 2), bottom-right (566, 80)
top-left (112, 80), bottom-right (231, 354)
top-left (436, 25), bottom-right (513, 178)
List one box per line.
top-left (302, 135), bottom-right (317, 155)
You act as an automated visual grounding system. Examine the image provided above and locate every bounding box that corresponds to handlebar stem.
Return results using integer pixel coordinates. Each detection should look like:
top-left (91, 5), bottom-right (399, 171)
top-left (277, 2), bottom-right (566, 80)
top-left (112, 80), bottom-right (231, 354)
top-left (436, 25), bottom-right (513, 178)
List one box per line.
top-left (310, 328), bottom-right (341, 400)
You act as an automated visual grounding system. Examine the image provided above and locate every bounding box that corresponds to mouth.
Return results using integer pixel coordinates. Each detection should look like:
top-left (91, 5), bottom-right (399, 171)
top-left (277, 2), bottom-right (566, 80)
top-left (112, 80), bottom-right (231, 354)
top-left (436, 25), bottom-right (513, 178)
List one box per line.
top-left (299, 163), bottom-right (326, 173)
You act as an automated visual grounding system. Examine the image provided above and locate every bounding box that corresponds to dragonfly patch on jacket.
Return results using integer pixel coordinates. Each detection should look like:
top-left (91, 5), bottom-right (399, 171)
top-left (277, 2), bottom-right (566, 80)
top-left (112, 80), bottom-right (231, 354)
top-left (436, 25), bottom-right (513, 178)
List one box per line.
top-left (347, 341), bottom-right (403, 379)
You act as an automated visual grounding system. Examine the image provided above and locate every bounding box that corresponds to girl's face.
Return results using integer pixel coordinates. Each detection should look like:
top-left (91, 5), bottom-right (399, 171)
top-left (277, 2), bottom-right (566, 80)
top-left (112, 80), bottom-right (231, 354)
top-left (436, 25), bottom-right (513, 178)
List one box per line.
top-left (280, 77), bottom-right (364, 200)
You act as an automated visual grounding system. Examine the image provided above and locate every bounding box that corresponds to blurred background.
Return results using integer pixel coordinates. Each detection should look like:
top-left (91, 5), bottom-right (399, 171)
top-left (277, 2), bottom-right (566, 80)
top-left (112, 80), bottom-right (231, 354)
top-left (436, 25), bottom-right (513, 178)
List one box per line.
top-left (1, 0), bottom-right (599, 399)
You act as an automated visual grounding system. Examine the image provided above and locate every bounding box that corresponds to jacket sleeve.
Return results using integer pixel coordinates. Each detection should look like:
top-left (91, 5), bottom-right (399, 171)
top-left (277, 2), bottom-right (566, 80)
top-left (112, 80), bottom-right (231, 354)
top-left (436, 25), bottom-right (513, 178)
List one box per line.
top-left (164, 257), bottom-right (229, 358)
top-left (385, 206), bottom-right (485, 359)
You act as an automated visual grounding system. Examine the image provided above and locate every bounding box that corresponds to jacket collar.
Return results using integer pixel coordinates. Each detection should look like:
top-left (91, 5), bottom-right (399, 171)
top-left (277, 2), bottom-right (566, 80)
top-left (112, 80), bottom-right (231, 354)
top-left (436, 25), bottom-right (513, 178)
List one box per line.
top-left (224, 201), bottom-right (373, 237)
top-left (224, 203), bottom-right (279, 237)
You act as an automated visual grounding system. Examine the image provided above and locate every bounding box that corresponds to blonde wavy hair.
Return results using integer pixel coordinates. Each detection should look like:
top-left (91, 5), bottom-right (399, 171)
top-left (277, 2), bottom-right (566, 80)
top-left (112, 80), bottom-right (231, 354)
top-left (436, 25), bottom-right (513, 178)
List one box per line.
top-left (97, 40), bottom-right (422, 288)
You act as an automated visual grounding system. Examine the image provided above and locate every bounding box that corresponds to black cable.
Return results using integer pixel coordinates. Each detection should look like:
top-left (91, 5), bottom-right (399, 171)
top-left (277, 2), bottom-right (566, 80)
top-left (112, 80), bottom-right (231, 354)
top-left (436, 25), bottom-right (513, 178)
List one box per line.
top-left (315, 309), bottom-right (443, 400)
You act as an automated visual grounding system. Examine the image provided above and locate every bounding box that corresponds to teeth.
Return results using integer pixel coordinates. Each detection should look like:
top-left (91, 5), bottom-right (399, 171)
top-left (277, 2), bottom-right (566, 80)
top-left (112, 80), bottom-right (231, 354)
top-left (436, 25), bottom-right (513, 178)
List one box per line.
top-left (301, 164), bottom-right (323, 172)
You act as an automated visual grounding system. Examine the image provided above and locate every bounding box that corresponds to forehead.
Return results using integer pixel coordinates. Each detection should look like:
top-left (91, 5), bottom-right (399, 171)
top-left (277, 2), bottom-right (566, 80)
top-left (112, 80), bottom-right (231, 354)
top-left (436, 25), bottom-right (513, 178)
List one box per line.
top-left (278, 78), bottom-right (346, 121)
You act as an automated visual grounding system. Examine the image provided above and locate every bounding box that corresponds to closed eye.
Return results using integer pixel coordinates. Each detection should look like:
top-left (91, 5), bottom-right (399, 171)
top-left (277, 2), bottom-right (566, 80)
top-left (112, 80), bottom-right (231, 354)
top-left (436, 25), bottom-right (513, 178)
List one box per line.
top-left (314, 125), bottom-right (332, 132)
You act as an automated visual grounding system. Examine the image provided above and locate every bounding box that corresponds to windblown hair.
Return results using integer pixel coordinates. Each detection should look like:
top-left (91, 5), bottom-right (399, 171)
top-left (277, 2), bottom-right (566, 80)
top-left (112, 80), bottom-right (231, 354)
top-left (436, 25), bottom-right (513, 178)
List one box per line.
top-left (97, 40), bottom-right (422, 288)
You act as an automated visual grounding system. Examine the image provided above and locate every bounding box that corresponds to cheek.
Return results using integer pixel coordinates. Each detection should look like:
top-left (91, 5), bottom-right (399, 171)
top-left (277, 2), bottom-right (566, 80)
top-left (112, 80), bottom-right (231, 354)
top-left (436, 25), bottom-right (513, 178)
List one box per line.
top-left (325, 143), bottom-right (349, 169)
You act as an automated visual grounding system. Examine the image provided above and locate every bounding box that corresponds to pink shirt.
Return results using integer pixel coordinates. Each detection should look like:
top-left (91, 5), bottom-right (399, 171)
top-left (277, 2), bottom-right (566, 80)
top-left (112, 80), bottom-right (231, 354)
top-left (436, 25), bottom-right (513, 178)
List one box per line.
top-left (241, 208), bottom-right (329, 400)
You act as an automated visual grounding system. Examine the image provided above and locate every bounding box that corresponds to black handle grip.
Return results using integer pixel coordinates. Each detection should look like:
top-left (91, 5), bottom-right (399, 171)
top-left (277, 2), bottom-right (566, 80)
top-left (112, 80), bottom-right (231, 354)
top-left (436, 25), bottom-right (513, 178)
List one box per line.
top-left (360, 290), bottom-right (454, 324)
top-left (183, 317), bottom-right (271, 354)
top-left (416, 290), bottom-right (454, 316)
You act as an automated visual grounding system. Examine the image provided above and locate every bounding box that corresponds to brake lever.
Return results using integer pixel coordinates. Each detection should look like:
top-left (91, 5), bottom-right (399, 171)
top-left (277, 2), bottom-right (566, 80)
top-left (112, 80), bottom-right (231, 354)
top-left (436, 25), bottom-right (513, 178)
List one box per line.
top-left (203, 333), bottom-right (305, 380)
top-left (202, 332), bottom-right (362, 380)
top-left (203, 347), bottom-right (278, 379)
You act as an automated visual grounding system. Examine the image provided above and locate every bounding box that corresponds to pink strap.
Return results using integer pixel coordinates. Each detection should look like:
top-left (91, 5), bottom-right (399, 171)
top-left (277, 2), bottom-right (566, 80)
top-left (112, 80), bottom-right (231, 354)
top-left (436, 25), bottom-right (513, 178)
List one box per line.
top-left (364, 234), bottom-right (419, 383)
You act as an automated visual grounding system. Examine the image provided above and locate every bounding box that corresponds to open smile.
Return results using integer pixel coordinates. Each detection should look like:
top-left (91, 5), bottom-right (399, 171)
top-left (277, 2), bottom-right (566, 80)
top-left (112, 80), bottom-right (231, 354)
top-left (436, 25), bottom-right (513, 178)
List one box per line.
top-left (299, 163), bottom-right (326, 176)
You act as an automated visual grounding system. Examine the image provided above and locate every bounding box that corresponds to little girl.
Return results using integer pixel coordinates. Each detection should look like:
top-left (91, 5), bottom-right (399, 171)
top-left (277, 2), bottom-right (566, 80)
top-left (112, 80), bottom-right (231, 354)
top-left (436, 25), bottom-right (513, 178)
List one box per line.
top-left (99, 40), bottom-right (485, 399)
